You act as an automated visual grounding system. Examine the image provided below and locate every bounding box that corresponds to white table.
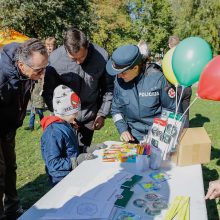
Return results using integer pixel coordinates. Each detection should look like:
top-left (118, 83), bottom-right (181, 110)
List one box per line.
top-left (18, 141), bottom-right (208, 220)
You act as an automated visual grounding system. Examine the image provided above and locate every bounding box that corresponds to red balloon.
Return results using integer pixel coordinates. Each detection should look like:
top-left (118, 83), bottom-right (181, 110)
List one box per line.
top-left (197, 55), bottom-right (220, 101)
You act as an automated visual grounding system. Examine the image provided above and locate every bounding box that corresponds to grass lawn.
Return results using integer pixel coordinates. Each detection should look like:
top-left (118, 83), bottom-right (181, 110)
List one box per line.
top-left (16, 87), bottom-right (220, 219)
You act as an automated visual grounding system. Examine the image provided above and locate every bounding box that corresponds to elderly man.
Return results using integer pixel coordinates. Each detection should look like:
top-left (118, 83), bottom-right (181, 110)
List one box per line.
top-left (0, 39), bottom-right (48, 220)
top-left (43, 28), bottom-right (114, 153)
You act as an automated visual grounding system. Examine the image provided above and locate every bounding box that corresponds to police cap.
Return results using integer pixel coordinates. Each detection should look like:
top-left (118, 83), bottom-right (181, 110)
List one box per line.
top-left (106, 44), bottom-right (143, 76)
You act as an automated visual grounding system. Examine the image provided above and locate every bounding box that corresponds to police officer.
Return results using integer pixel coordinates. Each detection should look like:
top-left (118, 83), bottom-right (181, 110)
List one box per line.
top-left (106, 44), bottom-right (176, 142)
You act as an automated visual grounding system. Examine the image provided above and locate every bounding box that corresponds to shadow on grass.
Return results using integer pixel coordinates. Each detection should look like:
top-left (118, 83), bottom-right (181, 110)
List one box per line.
top-left (212, 144), bottom-right (220, 166)
top-left (189, 113), bottom-right (210, 127)
top-left (202, 165), bottom-right (219, 220)
top-left (18, 174), bottom-right (52, 210)
top-left (210, 146), bottom-right (220, 162)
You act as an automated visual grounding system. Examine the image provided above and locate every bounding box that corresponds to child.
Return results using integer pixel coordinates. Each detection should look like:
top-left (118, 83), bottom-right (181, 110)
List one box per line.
top-left (45, 37), bottom-right (56, 55)
top-left (41, 85), bottom-right (94, 185)
top-left (24, 78), bottom-right (45, 131)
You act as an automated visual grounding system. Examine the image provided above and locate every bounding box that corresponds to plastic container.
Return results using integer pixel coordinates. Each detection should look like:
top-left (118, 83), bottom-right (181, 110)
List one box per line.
top-left (136, 155), bottom-right (150, 172)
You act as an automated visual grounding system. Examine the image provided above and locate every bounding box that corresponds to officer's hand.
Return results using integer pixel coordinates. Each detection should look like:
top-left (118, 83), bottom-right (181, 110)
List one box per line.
top-left (120, 131), bottom-right (135, 142)
top-left (93, 116), bottom-right (105, 130)
top-left (205, 179), bottom-right (220, 200)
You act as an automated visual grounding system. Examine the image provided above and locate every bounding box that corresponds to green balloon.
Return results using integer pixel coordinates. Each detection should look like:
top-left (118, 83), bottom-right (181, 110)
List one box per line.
top-left (172, 37), bottom-right (212, 87)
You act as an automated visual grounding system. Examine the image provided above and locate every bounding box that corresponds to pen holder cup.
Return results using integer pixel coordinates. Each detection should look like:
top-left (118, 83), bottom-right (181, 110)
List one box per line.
top-left (150, 147), bottom-right (163, 170)
top-left (136, 155), bottom-right (150, 172)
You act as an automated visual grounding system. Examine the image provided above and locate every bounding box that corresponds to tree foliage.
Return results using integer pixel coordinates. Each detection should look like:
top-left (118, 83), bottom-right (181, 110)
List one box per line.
top-left (128, 0), bottom-right (174, 54)
top-left (1, 0), bottom-right (220, 55)
top-left (90, 0), bottom-right (135, 54)
top-left (0, 0), bottom-right (93, 44)
top-left (170, 0), bottom-right (220, 55)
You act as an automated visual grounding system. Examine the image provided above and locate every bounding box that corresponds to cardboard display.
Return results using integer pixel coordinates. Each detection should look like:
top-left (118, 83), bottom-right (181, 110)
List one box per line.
top-left (144, 110), bottom-right (186, 161)
top-left (171, 127), bottom-right (211, 166)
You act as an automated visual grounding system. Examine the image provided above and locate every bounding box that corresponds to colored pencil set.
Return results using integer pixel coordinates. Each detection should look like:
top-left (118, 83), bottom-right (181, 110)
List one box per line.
top-left (136, 144), bottom-right (151, 155)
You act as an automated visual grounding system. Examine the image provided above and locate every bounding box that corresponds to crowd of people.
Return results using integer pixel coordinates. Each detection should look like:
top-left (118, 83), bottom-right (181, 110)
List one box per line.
top-left (0, 28), bottom-right (218, 220)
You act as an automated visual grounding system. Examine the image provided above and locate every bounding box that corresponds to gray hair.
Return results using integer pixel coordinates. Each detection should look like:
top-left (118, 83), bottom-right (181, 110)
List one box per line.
top-left (137, 40), bottom-right (151, 60)
top-left (15, 38), bottom-right (47, 65)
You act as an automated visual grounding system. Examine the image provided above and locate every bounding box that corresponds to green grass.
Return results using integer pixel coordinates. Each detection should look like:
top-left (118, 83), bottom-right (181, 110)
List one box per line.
top-left (16, 88), bottom-right (220, 219)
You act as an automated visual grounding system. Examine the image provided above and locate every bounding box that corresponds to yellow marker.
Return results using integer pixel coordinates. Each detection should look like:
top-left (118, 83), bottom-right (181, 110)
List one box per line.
top-left (176, 198), bottom-right (190, 220)
top-left (164, 196), bottom-right (182, 220)
top-left (164, 196), bottom-right (190, 220)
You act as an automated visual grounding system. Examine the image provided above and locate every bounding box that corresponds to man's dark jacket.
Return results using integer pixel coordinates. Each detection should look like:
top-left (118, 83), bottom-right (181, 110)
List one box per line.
top-left (43, 44), bottom-right (114, 124)
top-left (0, 43), bottom-right (34, 136)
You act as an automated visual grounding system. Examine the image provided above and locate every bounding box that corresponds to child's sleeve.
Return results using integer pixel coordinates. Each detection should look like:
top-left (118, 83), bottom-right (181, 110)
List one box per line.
top-left (65, 129), bottom-right (79, 159)
top-left (43, 131), bottom-right (74, 173)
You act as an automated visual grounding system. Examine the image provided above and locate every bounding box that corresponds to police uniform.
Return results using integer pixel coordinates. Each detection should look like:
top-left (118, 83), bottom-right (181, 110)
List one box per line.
top-left (111, 63), bottom-right (176, 142)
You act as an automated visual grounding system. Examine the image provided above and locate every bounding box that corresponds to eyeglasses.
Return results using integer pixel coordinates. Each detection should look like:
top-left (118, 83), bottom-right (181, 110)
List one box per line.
top-left (25, 63), bottom-right (49, 74)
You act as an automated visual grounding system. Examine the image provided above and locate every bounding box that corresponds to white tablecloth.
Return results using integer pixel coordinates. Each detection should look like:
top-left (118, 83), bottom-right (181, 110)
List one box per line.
top-left (18, 141), bottom-right (207, 220)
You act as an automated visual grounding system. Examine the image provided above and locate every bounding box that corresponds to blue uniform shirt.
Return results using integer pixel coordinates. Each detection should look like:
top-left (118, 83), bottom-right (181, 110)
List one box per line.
top-left (111, 64), bottom-right (176, 142)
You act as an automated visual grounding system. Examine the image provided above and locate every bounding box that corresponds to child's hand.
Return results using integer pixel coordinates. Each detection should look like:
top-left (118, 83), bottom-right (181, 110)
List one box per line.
top-left (77, 153), bottom-right (96, 165)
top-left (205, 179), bottom-right (220, 200)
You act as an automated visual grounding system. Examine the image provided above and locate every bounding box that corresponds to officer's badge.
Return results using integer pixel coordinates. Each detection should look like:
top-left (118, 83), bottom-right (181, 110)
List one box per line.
top-left (168, 88), bottom-right (175, 98)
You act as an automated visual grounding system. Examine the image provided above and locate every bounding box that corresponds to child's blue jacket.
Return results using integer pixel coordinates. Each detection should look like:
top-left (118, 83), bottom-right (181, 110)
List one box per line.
top-left (41, 116), bottom-right (79, 184)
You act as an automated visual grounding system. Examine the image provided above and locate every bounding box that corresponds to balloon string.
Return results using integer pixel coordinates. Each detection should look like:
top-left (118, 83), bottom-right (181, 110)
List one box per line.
top-left (173, 85), bottom-right (184, 123)
top-left (179, 96), bottom-right (198, 122)
top-left (175, 85), bottom-right (184, 116)
top-left (169, 85), bottom-right (184, 136)
top-left (165, 86), bottom-right (184, 157)
top-left (175, 84), bottom-right (178, 113)
top-left (165, 93), bottom-right (198, 159)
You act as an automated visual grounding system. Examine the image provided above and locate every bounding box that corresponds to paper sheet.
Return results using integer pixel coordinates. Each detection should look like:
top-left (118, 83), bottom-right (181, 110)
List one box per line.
top-left (41, 171), bottom-right (135, 220)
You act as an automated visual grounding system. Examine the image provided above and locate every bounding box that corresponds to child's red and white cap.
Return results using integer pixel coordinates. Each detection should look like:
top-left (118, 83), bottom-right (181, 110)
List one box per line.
top-left (53, 85), bottom-right (80, 116)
